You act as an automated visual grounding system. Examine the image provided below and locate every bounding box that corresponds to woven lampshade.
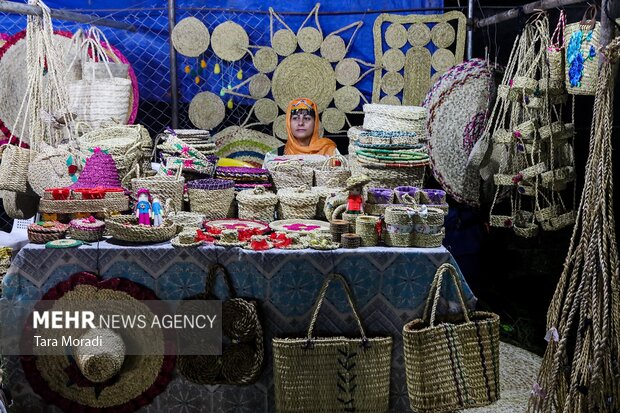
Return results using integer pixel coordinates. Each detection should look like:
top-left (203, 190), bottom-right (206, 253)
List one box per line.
top-left (271, 53), bottom-right (336, 112)
top-left (211, 21), bottom-right (249, 62)
top-left (189, 91), bottom-right (226, 130)
top-left (171, 17), bottom-right (210, 57)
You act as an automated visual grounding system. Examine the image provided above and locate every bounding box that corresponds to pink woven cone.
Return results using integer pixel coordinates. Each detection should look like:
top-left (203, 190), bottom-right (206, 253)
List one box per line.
top-left (70, 147), bottom-right (123, 189)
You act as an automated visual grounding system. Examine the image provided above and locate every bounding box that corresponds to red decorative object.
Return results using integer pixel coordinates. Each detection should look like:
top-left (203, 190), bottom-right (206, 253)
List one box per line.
top-left (51, 188), bottom-right (70, 200)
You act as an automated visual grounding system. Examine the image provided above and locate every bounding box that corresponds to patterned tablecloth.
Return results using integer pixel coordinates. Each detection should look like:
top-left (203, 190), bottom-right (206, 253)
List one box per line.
top-left (2, 241), bottom-right (477, 413)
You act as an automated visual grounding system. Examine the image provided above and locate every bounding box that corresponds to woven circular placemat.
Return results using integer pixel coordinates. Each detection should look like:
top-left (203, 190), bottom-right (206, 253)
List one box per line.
top-left (253, 47), bottom-right (278, 73)
top-left (408, 23), bottom-right (431, 46)
top-left (272, 29), bottom-right (297, 56)
top-left (385, 23), bottom-right (407, 48)
top-left (320, 35), bottom-right (346, 63)
top-left (321, 108), bottom-right (346, 133)
top-left (272, 114), bottom-right (288, 140)
top-left (334, 86), bottom-right (361, 112)
top-left (431, 22), bottom-right (456, 48)
top-left (211, 21), bottom-right (249, 62)
top-left (335, 58), bottom-right (361, 86)
top-left (189, 91), bottom-right (226, 130)
top-left (254, 98), bottom-right (279, 124)
top-left (271, 52), bottom-right (336, 112)
top-left (431, 48), bottom-right (456, 72)
top-left (380, 95), bottom-right (401, 105)
top-left (422, 58), bottom-right (494, 207)
top-left (297, 27), bottom-right (323, 53)
top-left (171, 17), bottom-right (210, 57)
top-left (381, 71), bottom-right (405, 95)
top-left (249, 73), bottom-right (272, 98)
top-left (383, 48), bottom-right (406, 72)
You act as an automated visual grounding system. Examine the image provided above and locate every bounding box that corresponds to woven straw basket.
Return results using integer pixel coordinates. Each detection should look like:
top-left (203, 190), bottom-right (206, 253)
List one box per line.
top-left (0, 144), bottom-right (32, 193)
top-left (355, 215), bottom-right (380, 247)
top-left (187, 179), bottom-right (235, 220)
top-left (28, 222), bottom-right (69, 244)
top-left (564, 18), bottom-right (600, 96)
top-left (68, 218), bottom-right (106, 242)
top-left (236, 186), bottom-right (278, 222)
top-left (106, 214), bottom-right (177, 243)
top-left (403, 263), bottom-right (500, 413)
top-left (131, 165), bottom-right (185, 211)
top-left (314, 155), bottom-right (351, 188)
top-left (277, 186), bottom-right (319, 220)
top-left (384, 206), bottom-right (415, 247)
top-left (267, 159), bottom-right (314, 191)
top-left (273, 273), bottom-right (392, 413)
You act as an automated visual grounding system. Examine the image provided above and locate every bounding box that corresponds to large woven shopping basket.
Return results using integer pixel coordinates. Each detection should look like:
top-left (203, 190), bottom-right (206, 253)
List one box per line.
top-left (273, 273), bottom-right (392, 413)
top-left (403, 263), bottom-right (500, 413)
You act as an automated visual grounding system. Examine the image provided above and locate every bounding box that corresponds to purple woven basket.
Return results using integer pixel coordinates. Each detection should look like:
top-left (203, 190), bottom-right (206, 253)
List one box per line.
top-left (394, 186), bottom-right (420, 203)
top-left (187, 178), bottom-right (235, 190)
top-left (367, 188), bottom-right (394, 204)
top-left (421, 189), bottom-right (447, 205)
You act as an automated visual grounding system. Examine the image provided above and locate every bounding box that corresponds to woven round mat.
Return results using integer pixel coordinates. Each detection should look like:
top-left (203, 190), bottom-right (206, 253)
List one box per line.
top-left (297, 27), bottom-right (323, 53)
top-left (272, 29), bottom-right (297, 56)
top-left (383, 48), bottom-right (405, 72)
top-left (385, 23), bottom-right (407, 48)
top-left (381, 71), bottom-right (404, 95)
top-left (423, 58), bottom-right (495, 207)
top-left (189, 91), bottom-right (226, 130)
top-left (253, 47), bottom-right (278, 73)
top-left (334, 86), bottom-right (361, 112)
top-left (321, 108), bottom-right (346, 133)
top-left (335, 58), bottom-right (361, 86)
top-left (320, 35), bottom-right (346, 63)
top-left (271, 52), bottom-right (336, 112)
top-left (431, 22), bottom-right (456, 48)
top-left (211, 21), bottom-right (249, 62)
top-left (171, 17), bottom-right (210, 57)
top-left (379, 95), bottom-right (401, 105)
top-left (408, 23), bottom-right (431, 46)
top-left (431, 48), bottom-right (456, 72)
top-left (272, 114), bottom-right (288, 140)
top-left (430, 71), bottom-right (443, 86)
top-left (249, 73), bottom-right (272, 99)
top-left (254, 98), bottom-right (279, 124)
top-left (214, 125), bottom-right (282, 166)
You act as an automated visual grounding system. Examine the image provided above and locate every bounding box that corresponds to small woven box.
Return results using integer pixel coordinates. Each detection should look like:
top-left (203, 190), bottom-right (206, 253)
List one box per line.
top-left (69, 217), bottom-right (105, 242)
top-left (236, 186), bottom-right (278, 223)
top-left (277, 187), bottom-right (319, 220)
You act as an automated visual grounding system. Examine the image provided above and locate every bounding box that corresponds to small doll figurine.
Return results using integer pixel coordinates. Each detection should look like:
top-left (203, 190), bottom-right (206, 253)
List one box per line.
top-left (151, 197), bottom-right (163, 227)
top-left (344, 174), bottom-right (371, 214)
top-left (135, 188), bottom-right (152, 226)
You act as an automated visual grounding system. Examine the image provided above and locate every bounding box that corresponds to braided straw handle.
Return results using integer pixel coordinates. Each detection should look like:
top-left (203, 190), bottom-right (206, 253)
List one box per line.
top-left (320, 154), bottom-right (349, 171)
top-left (422, 263), bottom-right (471, 327)
top-left (305, 273), bottom-right (367, 342)
top-left (204, 263), bottom-right (237, 299)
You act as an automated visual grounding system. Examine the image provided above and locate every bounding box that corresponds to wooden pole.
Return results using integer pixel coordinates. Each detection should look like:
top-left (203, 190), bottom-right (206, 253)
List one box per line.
top-left (167, 0), bottom-right (179, 129)
top-left (0, 0), bottom-right (136, 32)
top-left (475, 0), bottom-right (587, 28)
top-left (600, 0), bottom-right (617, 52)
top-left (467, 0), bottom-right (474, 59)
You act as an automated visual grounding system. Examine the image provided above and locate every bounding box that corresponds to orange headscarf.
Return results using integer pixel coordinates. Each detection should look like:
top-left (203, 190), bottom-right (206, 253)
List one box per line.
top-left (283, 98), bottom-right (337, 156)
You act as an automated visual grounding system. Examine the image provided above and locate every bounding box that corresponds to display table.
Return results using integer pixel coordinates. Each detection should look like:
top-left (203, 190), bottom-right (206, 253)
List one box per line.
top-left (2, 241), bottom-right (476, 413)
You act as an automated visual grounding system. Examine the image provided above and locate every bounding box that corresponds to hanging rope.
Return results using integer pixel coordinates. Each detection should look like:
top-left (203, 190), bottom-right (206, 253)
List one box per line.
top-left (528, 36), bottom-right (620, 413)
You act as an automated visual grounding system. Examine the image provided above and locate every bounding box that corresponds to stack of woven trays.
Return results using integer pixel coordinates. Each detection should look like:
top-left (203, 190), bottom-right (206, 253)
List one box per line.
top-left (162, 128), bottom-right (215, 157)
top-left (39, 188), bottom-right (130, 214)
top-left (348, 104), bottom-right (430, 188)
top-left (215, 167), bottom-right (273, 192)
top-left (28, 221), bottom-right (69, 244)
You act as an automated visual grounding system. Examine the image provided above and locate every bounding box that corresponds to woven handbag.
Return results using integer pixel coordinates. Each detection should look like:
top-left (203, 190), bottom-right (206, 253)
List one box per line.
top-left (314, 155), bottom-right (351, 188)
top-left (178, 263), bottom-right (264, 385)
top-left (403, 263), bottom-right (500, 413)
top-left (564, 5), bottom-right (600, 95)
top-left (0, 144), bottom-right (32, 194)
top-left (273, 273), bottom-right (392, 413)
top-left (131, 164), bottom-right (185, 211)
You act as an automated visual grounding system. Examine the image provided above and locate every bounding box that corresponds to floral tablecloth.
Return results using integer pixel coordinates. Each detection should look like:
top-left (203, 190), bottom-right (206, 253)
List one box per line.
top-left (2, 241), bottom-right (476, 413)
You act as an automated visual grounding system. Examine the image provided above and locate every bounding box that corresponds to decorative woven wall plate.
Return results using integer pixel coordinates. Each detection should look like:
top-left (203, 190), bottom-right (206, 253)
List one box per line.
top-left (189, 91), bottom-right (226, 130)
top-left (172, 17), bottom-right (210, 57)
top-left (372, 11), bottom-right (466, 106)
top-left (211, 21), bottom-right (249, 62)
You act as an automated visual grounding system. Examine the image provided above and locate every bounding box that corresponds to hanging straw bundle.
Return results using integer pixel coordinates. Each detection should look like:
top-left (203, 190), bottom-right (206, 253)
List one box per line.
top-left (528, 38), bottom-right (620, 413)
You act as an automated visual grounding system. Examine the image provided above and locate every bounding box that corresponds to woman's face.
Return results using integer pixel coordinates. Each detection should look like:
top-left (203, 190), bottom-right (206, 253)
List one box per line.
top-left (290, 110), bottom-right (315, 141)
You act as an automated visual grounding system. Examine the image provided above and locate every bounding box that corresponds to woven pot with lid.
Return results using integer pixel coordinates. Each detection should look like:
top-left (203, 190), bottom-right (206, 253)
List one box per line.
top-left (187, 178), bottom-right (236, 219)
top-left (277, 186), bottom-right (319, 220)
top-left (236, 186), bottom-right (278, 222)
top-left (69, 217), bottom-right (106, 242)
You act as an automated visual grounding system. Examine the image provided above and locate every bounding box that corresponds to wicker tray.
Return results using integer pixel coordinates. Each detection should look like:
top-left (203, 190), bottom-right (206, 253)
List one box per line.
top-left (106, 215), bottom-right (177, 243)
top-left (269, 219), bottom-right (330, 234)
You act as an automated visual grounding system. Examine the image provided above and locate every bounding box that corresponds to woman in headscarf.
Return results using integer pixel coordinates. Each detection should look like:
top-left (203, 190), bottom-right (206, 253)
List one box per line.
top-left (263, 98), bottom-right (338, 165)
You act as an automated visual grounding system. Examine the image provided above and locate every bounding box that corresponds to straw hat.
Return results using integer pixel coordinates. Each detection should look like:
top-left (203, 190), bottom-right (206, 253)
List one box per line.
top-left (344, 174), bottom-right (371, 191)
top-left (171, 17), bottom-right (210, 57)
top-left (422, 58), bottom-right (496, 207)
top-left (20, 272), bottom-right (175, 413)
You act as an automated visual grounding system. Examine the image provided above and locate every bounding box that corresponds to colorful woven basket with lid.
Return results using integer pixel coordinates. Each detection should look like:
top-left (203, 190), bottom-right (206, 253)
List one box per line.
top-left (28, 221), bottom-right (69, 244)
top-left (276, 186), bottom-right (319, 220)
top-left (68, 216), bottom-right (105, 242)
top-left (236, 186), bottom-right (278, 222)
top-left (187, 178), bottom-right (236, 219)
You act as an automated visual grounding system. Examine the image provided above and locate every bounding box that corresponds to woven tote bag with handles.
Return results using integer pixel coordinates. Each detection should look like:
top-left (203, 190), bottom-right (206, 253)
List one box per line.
top-left (403, 263), bottom-right (500, 413)
top-left (564, 5), bottom-right (600, 95)
top-left (273, 273), bottom-right (392, 413)
top-left (177, 263), bottom-right (263, 385)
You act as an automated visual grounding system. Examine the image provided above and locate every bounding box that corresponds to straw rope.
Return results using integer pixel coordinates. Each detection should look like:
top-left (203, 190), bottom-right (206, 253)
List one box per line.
top-left (269, 7), bottom-right (297, 56)
top-left (528, 37), bottom-right (620, 413)
top-left (296, 3), bottom-right (323, 53)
